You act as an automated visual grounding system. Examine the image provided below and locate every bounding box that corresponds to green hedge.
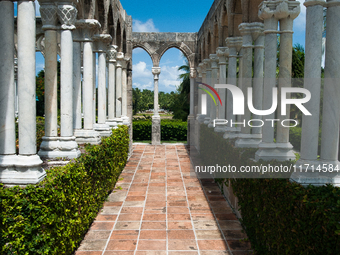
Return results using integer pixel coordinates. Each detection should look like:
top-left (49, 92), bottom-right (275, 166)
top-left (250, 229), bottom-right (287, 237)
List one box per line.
top-left (0, 125), bottom-right (129, 255)
top-left (199, 124), bottom-right (340, 254)
top-left (133, 119), bottom-right (187, 141)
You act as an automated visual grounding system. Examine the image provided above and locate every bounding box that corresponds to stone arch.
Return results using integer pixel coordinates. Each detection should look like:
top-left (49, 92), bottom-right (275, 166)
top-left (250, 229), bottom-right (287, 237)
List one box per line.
top-left (213, 21), bottom-right (219, 50)
top-left (220, 2), bottom-right (228, 46)
top-left (116, 19), bottom-right (122, 51)
top-left (108, 4), bottom-right (115, 44)
top-left (123, 29), bottom-right (127, 53)
top-left (158, 44), bottom-right (194, 68)
top-left (96, 0), bottom-right (106, 33)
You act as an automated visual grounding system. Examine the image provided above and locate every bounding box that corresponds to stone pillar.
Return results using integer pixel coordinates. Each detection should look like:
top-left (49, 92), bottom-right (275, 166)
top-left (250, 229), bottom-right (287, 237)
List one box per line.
top-left (224, 37), bottom-right (242, 139)
top-left (121, 57), bottom-right (131, 125)
top-left (106, 45), bottom-right (118, 127)
top-left (235, 23), bottom-right (264, 148)
top-left (208, 54), bottom-right (219, 128)
top-left (93, 34), bottom-right (112, 136)
top-left (116, 52), bottom-right (124, 119)
top-left (292, 0), bottom-right (326, 185)
top-left (16, 0), bottom-right (45, 184)
top-left (152, 67), bottom-right (161, 145)
top-left (197, 62), bottom-right (207, 123)
top-left (53, 2), bottom-right (81, 157)
top-left (203, 59), bottom-right (212, 124)
top-left (73, 29), bottom-right (82, 131)
top-left (74, 19), bottom-right (101, 144)
top-left (37, 2), bottom-right (59, 158)
top-left (188, 68), bottom-right (197, 145)
top-left (317, 0), bottom-right (340, 184)
top-left (93, 52), bottom-right (97, 124)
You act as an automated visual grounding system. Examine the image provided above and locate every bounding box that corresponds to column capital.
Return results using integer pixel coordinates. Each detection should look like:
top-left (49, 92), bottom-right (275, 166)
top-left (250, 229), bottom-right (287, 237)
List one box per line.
top-left (39, 2), bottom-right (58, 30)
top-left (116, 52), bottom-right (125, 68)
top-left (75, 19), bottom-right (101, 41)
top-left (259, 0), bottom-right (300, 21)
top-left (107, 45), bottom-right (118, 63)
top-left (217, 47), bottom-right (229, 65)
top-left (199, 62), bottom-right (207, 75)
top-left (239, 22), bottom-right (265, 42)
top-left (304, 0), bottom-right (326, 7)
top-left (197, 64), bottom-right (203, 78)
top-left (152, 67), bottom-right (161, 80)
top-left (56, 3), bottom-right (78, 30)
top-left (121, 57), bottom-right (130, 69)
top-left (226, 37), bottom-right (243, 57)
top-left (209, 54), bottom-right (219, 69)
top-left (93, 34), bottom-right (112, 52)
top-left (203, 58), bottom-right (212, 71)
top-left (190, 68), bottom-right (197, 79)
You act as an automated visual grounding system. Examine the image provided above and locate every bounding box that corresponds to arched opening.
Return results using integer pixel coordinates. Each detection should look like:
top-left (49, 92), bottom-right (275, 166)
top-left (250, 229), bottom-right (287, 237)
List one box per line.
top-left (207, 32), bottom-right (211, 57)
top-left (202, 39), bottom-right (206, 60)
top-left (116, 20), bottom-right (122, 51)
top-left (221, 4), bottom-right (228, 46)
top-left (96, 0), bottom-right (106, 33)
top-left (214, 21), bottom-right (219, 51)
top-left (108, 6), bottom-right (114, 44)
top-left (123, 29), bottom-right (127, 53)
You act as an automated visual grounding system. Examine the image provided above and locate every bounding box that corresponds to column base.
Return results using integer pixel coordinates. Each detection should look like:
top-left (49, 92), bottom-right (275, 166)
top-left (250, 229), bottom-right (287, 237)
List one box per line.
top-left (203, 117), bottom-right (211, 125)
top-left (235, 133), bottom-right (262, 148)
top-left (290, 159), bottom-right (340, 187)
top-left (38, 136), bottom-right (81, 159)
top-left (223, 127), bottom-right (241, 139)
top-left (0, 154), bottom-right (46, 186)
top-left (255, 142), bottom-right (296, 161)
top-left (74, 129), bottom-right (101, 145)
top-left (152, 115), bottom-right (161, 145)
top-left (94, 123), bottom-right (112, 137)
top-left (197, 114), bottom-right (206, 124)
top-left (121, 116), bottom-right (130, 125)
top-left (214, 125), bottom-right (228, 133)
top-left (106, 119), bottom-right (119, 129)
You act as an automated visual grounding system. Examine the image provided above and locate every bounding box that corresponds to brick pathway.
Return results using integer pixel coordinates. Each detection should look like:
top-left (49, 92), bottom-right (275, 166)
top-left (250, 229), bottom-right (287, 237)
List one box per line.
top-left (75, 144), bottom-right (252, 255)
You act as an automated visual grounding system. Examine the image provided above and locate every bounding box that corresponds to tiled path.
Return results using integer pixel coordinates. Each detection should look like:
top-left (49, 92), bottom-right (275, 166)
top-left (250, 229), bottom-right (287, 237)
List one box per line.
top-left (75, 144), bottom-right (252, 255)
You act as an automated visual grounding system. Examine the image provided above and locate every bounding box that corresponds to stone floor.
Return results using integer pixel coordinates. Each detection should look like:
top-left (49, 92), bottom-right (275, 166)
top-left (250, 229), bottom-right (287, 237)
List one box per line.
top-left (75, 144), bottom-right (252, 255)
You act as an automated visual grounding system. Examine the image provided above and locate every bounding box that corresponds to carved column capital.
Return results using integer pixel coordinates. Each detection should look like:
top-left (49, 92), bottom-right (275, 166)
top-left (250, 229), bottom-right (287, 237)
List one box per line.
top-left (197, 64), bottom-right (203, 78)
top-left (57, 3), bottom-right (77, 30)
top-left (107, 45), bottom-right (118, 63)
top-left (190, 68), bottom-right (197, 79)
top-left (203, 59), bottom-right (211, 71)
top-left (39, 2), bottom-right (58, 30)
top-left (75, 19), bottom-right (101, 41)
top-left (152, 67), bottom-right (161, 80)
top-left (226, 37), bottom-right (243, 57)
top-left (239, 22), bottom-right (265, 42)
top-left (217, 47), bottom-right (229, 65)
top-left (93, 34), bottom-right (112, 52)
top-left (116, 52), bottom-right (125, 68)
top-left (259, 0), bottom-right (300, 21)
top-left (209, 54), bottom-right (219, 69)
top-left (121, 57), bottom-right (130, 69)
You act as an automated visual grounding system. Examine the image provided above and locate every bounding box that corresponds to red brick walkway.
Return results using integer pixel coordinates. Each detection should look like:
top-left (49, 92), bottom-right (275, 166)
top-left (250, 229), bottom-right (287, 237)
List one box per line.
top-left (75, 144), bottom-right (252, 255)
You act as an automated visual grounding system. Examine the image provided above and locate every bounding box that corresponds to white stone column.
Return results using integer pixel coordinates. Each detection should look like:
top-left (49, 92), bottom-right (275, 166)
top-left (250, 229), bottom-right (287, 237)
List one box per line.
top-left (74, 19), bottom-right (101, 144)
top-left (292, 0), bottom-right (326, 185)
top-left (93, 34), bottom-right (112, 136)
top-left (203, 59), bottom-right (212, 124)
top-left (318, 0), bottom-right (340, 184)
top-left (121, 57), bottom-right (131, 125)
top-left (116, 52), bottom-right (124, 119)
top-left (236, 23), bottom-right (264, 148)
top-left (0, 0), bottom-right (22, 185)
top-left (73, 29), bottom-right (82, 131)
top-left (224, 37), bottom-right (242, 139)
top-left (197, 63), bottom-right (207, 123)
top-left (152, 67), bottom-right (161, 145)
top-left (208, 54), bottom-right (219, 128)
top-left (38, 2), bottom-right (64, 158)
top-left (106, 45), bottom-right (118, 127)
top-left (16, 0), bottom-right (45, 184)
top-left (54, 2), bottom-right (81, 157)
top-left (93, 52), bottom-right (97, 124)
top-left (188, 68), bottom-right (197, 146)
top-left (216, 47), bottom-right (229, 121)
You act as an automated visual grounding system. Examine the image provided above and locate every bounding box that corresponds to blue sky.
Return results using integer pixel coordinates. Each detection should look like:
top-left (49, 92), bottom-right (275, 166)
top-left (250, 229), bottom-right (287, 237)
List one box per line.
top-left (32, 0), bottom-right (308, 93)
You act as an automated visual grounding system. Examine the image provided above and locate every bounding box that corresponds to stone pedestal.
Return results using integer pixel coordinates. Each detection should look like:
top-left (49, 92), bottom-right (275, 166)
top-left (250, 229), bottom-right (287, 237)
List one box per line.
top-left (152, 67), bottom-right (161, 145)
top-left (93, 34), bottom-right (112, 137)
top-left (74, 19), bottom-right (101, 144)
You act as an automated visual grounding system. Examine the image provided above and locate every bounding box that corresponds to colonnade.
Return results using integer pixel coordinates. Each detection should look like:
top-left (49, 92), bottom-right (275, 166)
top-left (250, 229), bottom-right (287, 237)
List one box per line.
top-left (0, 0), bottom-right (130, 185)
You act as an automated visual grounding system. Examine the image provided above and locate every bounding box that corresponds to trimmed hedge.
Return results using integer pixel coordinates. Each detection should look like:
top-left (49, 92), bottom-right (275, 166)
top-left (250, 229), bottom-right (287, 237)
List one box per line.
top-left (199, 124), bottom-right (340, 254)
top-left (133, 119), bottom-right (187, 141)
top-left (0, 125), bottom-right (129, 255)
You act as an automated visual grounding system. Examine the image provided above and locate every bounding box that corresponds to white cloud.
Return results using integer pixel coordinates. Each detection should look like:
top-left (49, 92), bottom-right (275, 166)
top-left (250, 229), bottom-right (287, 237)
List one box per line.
top-left (133, 19), bottom-right (159, 32)
top-left (158, 65), bottom-right (185, 90)
top-left (133, 81), bottom-right (153, 90)
top-left (133, 61), bottom-right (152, 78)
top-left (294, 0), bottom-right (306, 32)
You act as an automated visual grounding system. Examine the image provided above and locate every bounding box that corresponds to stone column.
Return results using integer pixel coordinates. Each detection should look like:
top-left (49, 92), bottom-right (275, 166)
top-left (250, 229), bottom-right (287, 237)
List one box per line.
top-left (54, 2), bottom-right (81, 157)
top-left (318, 0), bottom-right (340, 183)
top-left (106, 45), bottom-right (118, 127)
top-left (38, 1), bottom-right (65, 158)
top-left (197, 62), bottom-right (207, 123)
top-left (203, 59), bottom-right (212, 124)
top-left (93, 52), bottom-right (97, 124)
top-left (236, 23), bottom-right (264, 148)
top-left (292, 0), bottom-right (326, 185)
top-left (188, 68), bottom-right (197, 146)
top-left (0, 0), bottom-right (21, 185)
top-left (116, 52), bottom-right (124, 119)
top-left (224, 37), bottom-right (242, 139)
top-left (121, 57), bottom-right (131, 125)
top-left (73, 29), bottom-right (82, 131)
top-left (16, 0), bottom-right (45, 184)
top-left (93, 34), bottom-right (112, 136)
top-left (152, 67), bottom-right (161, 145)
top-left (208, 54), bottom-right (219, 128)
top-left (74, 19), bottom-right (101, 144)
